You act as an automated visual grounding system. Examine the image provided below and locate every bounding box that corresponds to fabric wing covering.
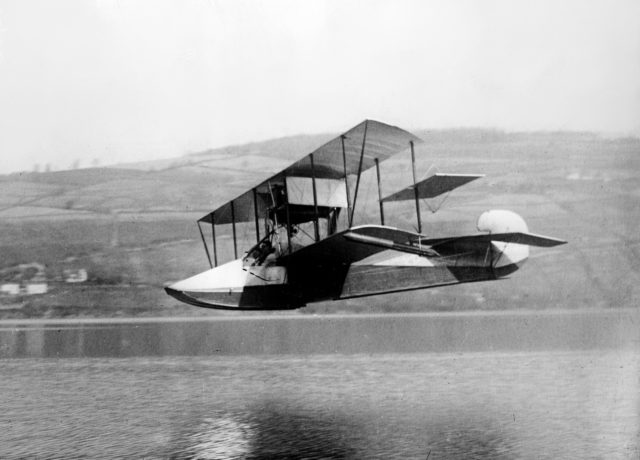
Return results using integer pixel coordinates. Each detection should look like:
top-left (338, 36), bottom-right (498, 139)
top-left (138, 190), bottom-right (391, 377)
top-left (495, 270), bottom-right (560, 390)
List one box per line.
top-left (286, 177), bottom-right (348, 208)
top-left (199, 120), bottom-right (423, 225)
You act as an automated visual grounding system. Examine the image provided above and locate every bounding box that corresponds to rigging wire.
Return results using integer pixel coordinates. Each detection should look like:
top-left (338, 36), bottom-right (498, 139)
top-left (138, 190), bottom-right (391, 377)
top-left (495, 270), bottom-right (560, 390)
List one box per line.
top-left (296, 224), bottom-right (314, 242)
top-left (424, 190), bottom-right (452, 214)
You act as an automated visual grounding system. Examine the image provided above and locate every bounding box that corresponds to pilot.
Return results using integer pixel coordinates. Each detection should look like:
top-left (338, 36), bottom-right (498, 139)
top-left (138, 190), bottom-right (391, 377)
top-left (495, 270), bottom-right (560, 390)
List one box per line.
top-left (251, 240), bottom-right (275, 266)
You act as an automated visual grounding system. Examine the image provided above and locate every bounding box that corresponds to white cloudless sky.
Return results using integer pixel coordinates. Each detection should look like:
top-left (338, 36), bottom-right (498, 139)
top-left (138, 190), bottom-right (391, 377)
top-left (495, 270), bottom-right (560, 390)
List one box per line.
top-left (0, 0), bottom-right (639, 173)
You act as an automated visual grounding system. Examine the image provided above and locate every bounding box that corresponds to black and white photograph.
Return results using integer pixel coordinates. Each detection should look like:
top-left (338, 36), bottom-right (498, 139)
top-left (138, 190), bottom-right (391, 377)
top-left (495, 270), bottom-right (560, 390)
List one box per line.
top-left (0, 0), bottom-right (638, 458)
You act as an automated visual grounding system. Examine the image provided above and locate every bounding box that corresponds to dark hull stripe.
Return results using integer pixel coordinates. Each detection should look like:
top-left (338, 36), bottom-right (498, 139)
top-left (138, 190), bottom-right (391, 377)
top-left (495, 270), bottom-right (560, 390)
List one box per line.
top-left (166, 263), bottom-right (521, 310)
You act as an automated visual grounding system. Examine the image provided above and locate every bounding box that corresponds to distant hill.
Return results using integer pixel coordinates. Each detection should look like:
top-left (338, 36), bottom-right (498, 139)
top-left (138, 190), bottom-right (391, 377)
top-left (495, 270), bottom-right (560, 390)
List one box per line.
top-left (0, 128), bottom-right (638, 318)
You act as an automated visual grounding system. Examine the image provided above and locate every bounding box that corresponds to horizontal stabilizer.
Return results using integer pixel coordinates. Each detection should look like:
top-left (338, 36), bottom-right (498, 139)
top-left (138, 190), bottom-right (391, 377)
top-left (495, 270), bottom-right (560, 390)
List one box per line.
top-left (382, 173), bottom-right (484, 202)
top-left (421, 232), bottom-right (567, 249)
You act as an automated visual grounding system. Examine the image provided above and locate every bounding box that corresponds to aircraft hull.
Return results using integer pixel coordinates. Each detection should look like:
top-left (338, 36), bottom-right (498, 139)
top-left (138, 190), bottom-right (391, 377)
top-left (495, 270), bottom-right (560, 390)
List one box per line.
top-left (165, 251), bottom-right (524, 310)
top-left (165, 212), bottom-right (539, 310)
top-left (164, 285), bottom-right (303, 310)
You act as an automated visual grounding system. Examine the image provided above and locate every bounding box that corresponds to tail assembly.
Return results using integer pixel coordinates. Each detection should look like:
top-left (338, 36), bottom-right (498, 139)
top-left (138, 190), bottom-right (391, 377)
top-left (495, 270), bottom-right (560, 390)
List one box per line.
top-left (477, 209), bottom-right (530, 271)
top-left (419, 209), bottom-right (566, 278)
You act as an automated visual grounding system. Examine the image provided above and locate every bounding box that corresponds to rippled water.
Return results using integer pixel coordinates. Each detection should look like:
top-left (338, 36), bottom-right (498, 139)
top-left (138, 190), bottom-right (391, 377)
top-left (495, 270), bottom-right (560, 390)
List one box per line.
top-left (0, 310), bottom-right (638, 459)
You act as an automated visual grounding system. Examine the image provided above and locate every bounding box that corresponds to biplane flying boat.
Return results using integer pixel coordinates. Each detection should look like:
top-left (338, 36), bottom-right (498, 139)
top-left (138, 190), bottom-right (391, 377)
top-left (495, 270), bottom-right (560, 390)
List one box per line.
top-left (165, 120), bottom-right (566, 310)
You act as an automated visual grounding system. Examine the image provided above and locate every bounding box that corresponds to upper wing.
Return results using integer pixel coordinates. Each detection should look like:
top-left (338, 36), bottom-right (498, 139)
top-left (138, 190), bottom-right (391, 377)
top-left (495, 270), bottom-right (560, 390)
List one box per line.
top-left (286, 120), bottom-right (423, 179)
top-left (200, 120), bottom-right (422, 225)
top-left (382, 173), bottom-right (484, 202)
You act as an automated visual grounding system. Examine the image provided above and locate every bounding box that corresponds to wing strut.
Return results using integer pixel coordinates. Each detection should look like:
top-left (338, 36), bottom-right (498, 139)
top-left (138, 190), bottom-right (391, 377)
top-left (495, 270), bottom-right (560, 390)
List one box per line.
top-left (211, 211), bottom-right (218, 266)
top-left (252, 188), bottom-right (260, 243)
top-left (375, 158), bottom-right (385, 225)
top-left (197, 220), bottom-right (213, 268)
top-left (283, 171), bottom-right (292, 254)
top-left (340, 135), bottom-right (352, 227)
top-left (310, 153), bottom-right (320, 241)
top-left (349, 120), bottom-right (369, 228)
top-left (231, 201), bottom-right (238, 259)
top-left (410, 140), bottom-right (422, 234)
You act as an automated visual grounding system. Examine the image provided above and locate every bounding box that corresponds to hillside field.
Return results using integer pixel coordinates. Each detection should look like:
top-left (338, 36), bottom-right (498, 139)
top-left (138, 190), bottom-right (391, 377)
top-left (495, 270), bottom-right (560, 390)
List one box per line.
top-left (1, 128), bottom-right (638, 318)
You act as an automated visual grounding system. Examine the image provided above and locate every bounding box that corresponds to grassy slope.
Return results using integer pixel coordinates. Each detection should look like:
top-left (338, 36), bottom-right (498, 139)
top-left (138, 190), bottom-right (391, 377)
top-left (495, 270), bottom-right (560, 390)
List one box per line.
top-left (0, 129), bottom-right (638, 317)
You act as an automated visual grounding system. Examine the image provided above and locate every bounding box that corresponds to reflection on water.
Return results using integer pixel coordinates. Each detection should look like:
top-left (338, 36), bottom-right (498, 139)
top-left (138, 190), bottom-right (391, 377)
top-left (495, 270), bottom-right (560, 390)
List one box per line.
top-left (169, 403), bottom-right (361, 459)
top-left (168, 399), bottom-right (518, 459)
top-left (1, 351), bottom-right (637, 459)
top-left (0, 309), bottom-right (638, 459)
top-left (176, 414), bottom-right (255, 459)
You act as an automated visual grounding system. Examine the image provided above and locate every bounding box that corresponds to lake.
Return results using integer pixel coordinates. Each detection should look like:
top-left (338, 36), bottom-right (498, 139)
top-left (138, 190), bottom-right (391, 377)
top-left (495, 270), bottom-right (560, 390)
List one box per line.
top-left (0, 308), bottom-right (638, 459)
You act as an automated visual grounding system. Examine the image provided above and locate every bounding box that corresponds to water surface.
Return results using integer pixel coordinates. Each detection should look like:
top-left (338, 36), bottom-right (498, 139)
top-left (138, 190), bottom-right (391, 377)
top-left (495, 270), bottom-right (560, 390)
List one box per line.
top-left (1, 309), bottom-right (638, 459)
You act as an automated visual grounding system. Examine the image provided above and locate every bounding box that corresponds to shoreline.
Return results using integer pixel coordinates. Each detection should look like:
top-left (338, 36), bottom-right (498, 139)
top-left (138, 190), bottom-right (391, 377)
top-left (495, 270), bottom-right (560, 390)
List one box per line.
top-left (0, 306), bottom-right (636, 326)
